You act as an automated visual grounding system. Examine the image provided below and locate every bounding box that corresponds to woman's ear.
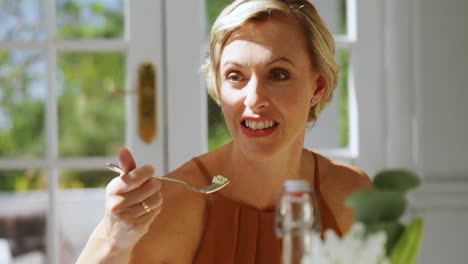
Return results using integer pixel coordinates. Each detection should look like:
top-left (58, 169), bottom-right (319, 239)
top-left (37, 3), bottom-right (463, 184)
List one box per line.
top-left (310, 74), bottom-right (327, 107)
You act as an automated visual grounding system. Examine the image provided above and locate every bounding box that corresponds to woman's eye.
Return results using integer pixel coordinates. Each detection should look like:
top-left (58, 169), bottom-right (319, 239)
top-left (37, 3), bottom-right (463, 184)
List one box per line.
top-left (271, 70), bottom-right (289, 81)
top-left (227, 72), bottom-right (242, 82)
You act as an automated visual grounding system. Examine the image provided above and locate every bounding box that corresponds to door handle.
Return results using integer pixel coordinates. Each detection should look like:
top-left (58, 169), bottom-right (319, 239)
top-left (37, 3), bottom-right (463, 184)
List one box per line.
top-left (137, 62), bottom-right (156, 143)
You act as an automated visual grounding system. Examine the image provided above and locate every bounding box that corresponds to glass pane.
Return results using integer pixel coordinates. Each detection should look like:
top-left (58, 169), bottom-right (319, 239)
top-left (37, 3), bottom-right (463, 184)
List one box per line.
top-left (57, 52), bottom-right (125, 157)
top-left (208, 95), bottom-right (231, 151)
top-left (305, 49), bottom-right (349, 149)
top-left (337, 49), bottom-right (350, 147)
top-left (205, 0), bottom-right (232, 31)
top-left (0, 169), bottom-right (47, 263)
top-left (58, 169), bottom-right (108, 263)
top-left (0, 0), bottom-right (47, 41)
top-left (59, 169), bottom-right (114, 189)
top-left (204, 0), bottom-right (347, 35)
top-left (205, 0), bottom-right (233, 150)
top-left (312, 0), bottom-right (347, 35)
top-left (0, 50), bottom-right (46, 159)
top-left (56, 0), bottom-right (124, 39)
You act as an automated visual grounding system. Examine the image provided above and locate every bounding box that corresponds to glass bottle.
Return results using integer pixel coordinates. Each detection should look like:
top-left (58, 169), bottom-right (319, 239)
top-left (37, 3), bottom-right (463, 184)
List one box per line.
top-left (275, 179), bottom-right (321, 264)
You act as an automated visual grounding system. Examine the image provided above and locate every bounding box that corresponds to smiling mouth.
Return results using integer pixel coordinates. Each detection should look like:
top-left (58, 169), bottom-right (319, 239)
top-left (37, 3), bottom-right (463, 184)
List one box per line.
top-left (243, 120), bottom-right (278, 130)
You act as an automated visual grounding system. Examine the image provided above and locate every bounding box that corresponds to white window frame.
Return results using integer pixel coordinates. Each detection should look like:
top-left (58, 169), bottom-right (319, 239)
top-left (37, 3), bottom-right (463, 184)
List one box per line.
top-left (304, 0), bottom-right (360, 165)
top-left (164, 0), bottom-right (206, 171)
top-left (353, 0), bottom-right (420, 176)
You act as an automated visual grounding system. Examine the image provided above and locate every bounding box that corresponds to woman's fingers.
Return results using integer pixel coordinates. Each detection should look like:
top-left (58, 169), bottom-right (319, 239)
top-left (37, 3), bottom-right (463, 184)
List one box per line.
top-left (104, 181), bottom-right (163, 241)
top-left (130, 198), bottom-right (163, 234)
top-left (124, 190), bottom-right (163, 218)
top-left (108, 178), bottom-right (161, 212)
top-left (119, 165), bottom-right (155, 194)
top-left (107, 164), bottom-right (155, 195)
top-left (105, 160), bottom-right (162, 219)
top-left (119, 147), bottom-right (136, 172)
top-left (96, 148), bottom-right (164, 250)
top-left (126, 178), bottom-right (161, 206)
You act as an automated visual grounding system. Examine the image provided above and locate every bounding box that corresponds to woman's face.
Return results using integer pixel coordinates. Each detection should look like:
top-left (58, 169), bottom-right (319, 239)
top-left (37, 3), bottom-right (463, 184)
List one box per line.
top-left (219, 15), bottom-right (325, 159)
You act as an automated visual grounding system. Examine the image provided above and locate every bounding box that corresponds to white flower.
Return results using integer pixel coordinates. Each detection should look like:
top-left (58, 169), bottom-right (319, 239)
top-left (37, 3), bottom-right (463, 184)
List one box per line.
top-left (316, 223), bottom-right (390, 264)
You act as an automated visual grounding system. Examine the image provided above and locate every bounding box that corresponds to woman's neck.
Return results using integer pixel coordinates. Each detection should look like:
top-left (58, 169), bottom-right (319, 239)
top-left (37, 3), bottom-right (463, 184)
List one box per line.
top-left (220, 141), bottom-right (313, 210)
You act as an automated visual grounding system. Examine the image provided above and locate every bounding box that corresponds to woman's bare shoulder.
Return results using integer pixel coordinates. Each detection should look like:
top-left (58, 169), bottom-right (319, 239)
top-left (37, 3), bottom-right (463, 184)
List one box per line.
top-left (313, 151), bottom-right (372, 191)
top-left (312, 151), bottom-right (372, 233)
top-left (130, 157), bottom-right (211, 263)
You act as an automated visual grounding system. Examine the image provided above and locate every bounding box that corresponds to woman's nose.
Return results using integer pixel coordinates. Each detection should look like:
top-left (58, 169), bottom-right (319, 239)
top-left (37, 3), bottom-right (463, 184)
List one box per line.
top-left (243, 79), bottom-right (270, 110)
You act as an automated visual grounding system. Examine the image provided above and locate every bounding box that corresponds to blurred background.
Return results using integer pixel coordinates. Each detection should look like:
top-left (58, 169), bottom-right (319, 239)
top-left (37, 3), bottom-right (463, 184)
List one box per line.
top-left (0, 0), bottom-right (466, 263)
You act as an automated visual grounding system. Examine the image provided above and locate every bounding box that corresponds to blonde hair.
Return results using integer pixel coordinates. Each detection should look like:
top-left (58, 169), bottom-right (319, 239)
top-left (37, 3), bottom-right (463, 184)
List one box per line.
top-left (202, 0), bottom-right (339, 122)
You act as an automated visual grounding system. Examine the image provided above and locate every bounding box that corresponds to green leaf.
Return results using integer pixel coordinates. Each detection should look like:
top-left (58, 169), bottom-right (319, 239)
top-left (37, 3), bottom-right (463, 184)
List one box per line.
top-left (91, 3), bottom-right (104, 14)
top-left (373, 170), bottom-right (420, 192)
top-left (390, 217), bottom-right (424, 264)
top-left (345, 189), bottom-right (406, 223)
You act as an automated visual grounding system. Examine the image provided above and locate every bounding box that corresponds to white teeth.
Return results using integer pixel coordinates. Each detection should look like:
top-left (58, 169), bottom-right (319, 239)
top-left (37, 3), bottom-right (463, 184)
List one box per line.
top-left (244, 120), bottom-right (276, 130)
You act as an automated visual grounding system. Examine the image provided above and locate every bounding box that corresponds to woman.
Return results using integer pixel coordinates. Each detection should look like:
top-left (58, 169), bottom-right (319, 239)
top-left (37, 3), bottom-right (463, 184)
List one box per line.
top-left (78, 0), bottom-right (371, 263)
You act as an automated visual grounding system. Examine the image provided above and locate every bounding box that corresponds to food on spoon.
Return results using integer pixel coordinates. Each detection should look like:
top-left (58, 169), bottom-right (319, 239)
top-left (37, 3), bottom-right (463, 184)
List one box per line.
top-left (212, 175), bottom-right (228, 185)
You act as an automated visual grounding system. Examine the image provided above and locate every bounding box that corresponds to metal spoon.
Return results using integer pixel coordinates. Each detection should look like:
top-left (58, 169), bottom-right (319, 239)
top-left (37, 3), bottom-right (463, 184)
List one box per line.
top-left (105, 163), bottom-right (229, 194)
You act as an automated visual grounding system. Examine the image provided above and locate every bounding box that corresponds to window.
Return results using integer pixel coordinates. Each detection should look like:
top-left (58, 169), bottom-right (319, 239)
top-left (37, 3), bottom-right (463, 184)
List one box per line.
top-left (0, 1), bottom-right (128, 263)
top-left (204, 0), bottom-right (232, 151)
top-left (0, 0), bottom-right (171, 261)
top-left (304, 0), bottom-right (359, 164)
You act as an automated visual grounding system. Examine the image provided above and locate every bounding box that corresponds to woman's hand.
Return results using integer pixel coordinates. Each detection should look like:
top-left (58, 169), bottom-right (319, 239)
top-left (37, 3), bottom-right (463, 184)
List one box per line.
top-left (103, 147), bottom-right (163, 248)
top-left (77, 148), bottom-right (163, 263)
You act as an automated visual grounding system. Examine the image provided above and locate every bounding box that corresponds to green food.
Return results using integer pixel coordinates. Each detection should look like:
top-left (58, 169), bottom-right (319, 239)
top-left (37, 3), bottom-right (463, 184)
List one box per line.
top-left (212, 175), bottom-right (228, 185)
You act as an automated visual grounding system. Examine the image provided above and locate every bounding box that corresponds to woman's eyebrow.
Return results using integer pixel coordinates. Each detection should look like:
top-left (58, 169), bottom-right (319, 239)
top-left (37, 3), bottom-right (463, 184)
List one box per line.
top-left (222, 57), bottom-right (295, 68)
top-left (221, 61), bottom-right (243, 68)
top-left (266, 57), bottom-right (295, 66)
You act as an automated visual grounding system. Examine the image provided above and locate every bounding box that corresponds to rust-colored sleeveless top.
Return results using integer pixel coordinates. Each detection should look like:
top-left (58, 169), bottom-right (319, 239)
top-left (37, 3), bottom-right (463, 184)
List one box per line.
top-left (192, 154), bottom-right (341, 264)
